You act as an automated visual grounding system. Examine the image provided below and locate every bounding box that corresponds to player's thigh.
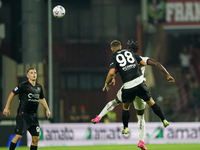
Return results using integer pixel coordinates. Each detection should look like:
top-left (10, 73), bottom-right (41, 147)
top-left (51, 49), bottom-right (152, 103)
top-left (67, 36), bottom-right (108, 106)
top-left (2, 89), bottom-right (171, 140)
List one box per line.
top-left (28, 125), bottom-right (40, 137)
top-left (137, 83), bottom-right (152, 101)
top-left (14, 115), bottom-right (29, 135)
top-left (28, 117), bottom-right (40, 137)
top-left (133, 96), bottom-right (146, 110)
top-left (122, 88), bottom-right (137, 103)
top-left (116, 87), bottom-right (123, 102)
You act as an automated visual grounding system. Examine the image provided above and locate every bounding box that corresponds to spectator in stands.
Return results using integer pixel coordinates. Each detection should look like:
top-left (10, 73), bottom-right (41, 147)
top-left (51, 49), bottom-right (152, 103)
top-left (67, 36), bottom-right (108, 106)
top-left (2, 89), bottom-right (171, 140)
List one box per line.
top-left (69, 105), bottom-right (80, 122)
top-left (190, 78), bottom-right (200, 121)
top-left (179, 46), bottom-right (192, 80)
top-left (79, 105), bottom-right (90, 122)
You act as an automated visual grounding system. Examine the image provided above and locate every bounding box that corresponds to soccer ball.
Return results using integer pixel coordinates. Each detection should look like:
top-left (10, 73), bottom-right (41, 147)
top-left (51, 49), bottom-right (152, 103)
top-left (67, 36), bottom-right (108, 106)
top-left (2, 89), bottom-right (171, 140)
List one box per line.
top-left (52, 5), bottom-right (65, 18)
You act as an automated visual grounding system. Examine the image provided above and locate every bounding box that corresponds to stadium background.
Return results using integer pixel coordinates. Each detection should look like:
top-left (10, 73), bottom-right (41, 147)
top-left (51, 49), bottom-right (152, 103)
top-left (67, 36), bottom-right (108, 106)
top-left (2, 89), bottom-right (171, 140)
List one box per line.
top-left (0, 0), bottom-right (200, 148)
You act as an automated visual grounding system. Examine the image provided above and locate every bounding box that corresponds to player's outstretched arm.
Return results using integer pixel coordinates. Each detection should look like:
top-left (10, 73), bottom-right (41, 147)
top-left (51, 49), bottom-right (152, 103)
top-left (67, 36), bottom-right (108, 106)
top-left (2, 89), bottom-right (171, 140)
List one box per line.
top-left (40, 98), bottom-right (51, 119)
top-left (3, 92), bottom-right (15, 117)
top-left (147, 59), bottom-right (175, 83)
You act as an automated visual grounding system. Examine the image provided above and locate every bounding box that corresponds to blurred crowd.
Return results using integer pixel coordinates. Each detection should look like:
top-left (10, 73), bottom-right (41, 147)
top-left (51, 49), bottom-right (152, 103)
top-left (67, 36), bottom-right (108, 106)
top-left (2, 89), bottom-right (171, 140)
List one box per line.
top-left (177, 34), bottom-right (200, 121)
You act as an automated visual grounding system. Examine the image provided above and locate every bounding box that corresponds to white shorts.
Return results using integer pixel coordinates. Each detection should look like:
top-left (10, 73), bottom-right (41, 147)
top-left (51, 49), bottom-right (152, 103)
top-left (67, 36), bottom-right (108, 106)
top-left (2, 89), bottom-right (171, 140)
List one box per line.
top-left (116, 87), bottom-right (146, 110)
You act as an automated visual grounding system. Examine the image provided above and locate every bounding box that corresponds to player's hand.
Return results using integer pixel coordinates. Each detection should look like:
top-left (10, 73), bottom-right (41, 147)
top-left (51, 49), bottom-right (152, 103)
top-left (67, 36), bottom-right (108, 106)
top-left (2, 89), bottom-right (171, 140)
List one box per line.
top-left (167, 75), bottom-right (175, 83)
top-left (46, 110), bottom-right (51, 119)
top-left (110, 78), bottom-right (116, 86)
top-left (102, 83), bottom-right (109, 92)
top-left (3, 108), bottom-right (10, 117)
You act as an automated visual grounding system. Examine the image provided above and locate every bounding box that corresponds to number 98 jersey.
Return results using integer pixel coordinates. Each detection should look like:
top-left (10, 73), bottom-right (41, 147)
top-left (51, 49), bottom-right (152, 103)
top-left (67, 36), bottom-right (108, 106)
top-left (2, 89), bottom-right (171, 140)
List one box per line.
top-left (109, 49), bottom-right (142, 83)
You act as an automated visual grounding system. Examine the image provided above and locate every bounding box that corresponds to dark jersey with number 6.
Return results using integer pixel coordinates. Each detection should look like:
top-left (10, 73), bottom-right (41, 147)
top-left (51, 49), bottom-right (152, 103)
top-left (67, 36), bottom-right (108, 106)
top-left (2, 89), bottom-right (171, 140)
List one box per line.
top-left (109, 49), bottom-right (142, 83)
top-left (12, 80), bottom-right (45, 114)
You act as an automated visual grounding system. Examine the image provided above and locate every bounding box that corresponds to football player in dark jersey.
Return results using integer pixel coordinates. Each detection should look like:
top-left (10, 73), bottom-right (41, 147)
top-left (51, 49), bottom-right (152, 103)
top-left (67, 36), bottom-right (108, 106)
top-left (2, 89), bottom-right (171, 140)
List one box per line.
top-left (3, 67), bottom-right (51, 150)
top-left (102, 40), bottom-right (169, 133)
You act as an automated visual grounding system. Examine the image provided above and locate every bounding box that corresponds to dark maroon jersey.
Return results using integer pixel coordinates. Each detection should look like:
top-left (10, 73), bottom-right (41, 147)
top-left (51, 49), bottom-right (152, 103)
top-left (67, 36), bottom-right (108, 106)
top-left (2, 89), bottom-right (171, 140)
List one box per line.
top-left (12, 80), bottom-right (44, 114)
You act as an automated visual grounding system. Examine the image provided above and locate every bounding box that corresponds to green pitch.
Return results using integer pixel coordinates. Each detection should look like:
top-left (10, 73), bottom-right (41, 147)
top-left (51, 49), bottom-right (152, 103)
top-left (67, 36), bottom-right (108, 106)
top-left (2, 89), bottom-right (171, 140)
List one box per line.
top-left (1, 144), bottom-right (200, 150)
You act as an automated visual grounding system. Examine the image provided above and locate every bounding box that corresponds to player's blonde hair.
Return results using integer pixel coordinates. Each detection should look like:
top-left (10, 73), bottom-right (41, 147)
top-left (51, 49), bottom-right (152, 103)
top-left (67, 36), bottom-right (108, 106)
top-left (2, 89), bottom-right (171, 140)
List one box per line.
top-left (110, 40), bottom-right (121, 51)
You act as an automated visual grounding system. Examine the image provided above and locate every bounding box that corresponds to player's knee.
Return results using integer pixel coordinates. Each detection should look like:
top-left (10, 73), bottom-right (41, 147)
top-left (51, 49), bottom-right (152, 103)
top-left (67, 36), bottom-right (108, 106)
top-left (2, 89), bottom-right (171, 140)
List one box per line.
top-left (146, 98), bottom-right (155, 106)
top-left (32, 136), bottom-right (39, 144)
top-left (14, 134), bottom-right (22, 141)
top-left (136, 109), bottom-right (144, 115)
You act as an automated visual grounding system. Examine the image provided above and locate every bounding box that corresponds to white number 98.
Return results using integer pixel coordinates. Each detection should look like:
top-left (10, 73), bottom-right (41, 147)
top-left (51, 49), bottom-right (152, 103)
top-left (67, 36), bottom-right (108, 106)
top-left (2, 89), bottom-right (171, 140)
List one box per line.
top-left (116, 51), bottom-right (135, 67)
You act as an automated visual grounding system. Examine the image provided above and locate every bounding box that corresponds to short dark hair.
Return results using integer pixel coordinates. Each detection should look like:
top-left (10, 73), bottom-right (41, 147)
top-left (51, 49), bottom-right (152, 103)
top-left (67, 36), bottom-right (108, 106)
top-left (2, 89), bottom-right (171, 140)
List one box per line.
top-left (27, 67), bottom-right (36, 73)
top-left (127, 39), bottom-right (140, 53)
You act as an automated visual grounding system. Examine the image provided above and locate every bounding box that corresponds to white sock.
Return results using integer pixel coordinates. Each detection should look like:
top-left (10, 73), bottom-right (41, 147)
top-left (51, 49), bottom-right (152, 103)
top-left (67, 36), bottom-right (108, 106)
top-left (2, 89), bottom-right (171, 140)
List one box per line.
top-left (98, 99), bottom-right (119, 118)
top-left (137, 114), bottom-right (145, 142)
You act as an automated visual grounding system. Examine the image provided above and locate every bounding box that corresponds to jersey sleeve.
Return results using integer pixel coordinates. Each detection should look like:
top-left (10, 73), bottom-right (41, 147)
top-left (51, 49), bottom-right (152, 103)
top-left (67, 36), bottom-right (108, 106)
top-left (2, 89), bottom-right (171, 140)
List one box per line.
top-left (140, 56), bottom-right (150, 64)
top-left (40, 86), bottom-right (45, 99)
top-left (109, 55), bottom-right (117, 69)
top-left (12, 83), bottom-right (23, 95)
top-left (135, 54), bottom-right (142, 64)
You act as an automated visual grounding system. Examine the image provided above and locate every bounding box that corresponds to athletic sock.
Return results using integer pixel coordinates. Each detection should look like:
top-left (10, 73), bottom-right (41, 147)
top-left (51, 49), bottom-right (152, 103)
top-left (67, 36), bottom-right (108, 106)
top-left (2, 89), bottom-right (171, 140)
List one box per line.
top-left (137, 114), bottom-right (145, 141)
top-left (9, 142), bottom-right (17, 150)
top-left (30, 145), bottom-right (37, 150)
top-left (151, 103), bottom-right (165, 121)
top-left (98, 99), bottom-right (119, 118)
top-left (122, 110), bottom-right (130, 128)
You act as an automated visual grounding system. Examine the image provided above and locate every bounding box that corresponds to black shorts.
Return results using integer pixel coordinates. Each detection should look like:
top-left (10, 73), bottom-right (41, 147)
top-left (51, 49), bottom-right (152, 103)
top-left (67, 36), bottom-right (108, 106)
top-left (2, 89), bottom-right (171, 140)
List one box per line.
top-left (122, 82), bottom-right (152, 103)
top-left (14, 113), bottom-right (40, 136)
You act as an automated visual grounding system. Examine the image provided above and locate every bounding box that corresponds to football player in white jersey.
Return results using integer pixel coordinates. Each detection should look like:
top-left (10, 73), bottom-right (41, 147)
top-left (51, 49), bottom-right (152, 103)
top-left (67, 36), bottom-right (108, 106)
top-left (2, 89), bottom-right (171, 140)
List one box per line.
top-left (91, 40), bottom-right (175, 150)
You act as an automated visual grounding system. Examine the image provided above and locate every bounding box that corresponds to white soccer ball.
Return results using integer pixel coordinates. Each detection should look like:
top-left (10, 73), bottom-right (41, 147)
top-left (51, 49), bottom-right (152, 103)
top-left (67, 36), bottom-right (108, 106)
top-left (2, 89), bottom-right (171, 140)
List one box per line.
top-left (52, 5), bottom-right (65, 18)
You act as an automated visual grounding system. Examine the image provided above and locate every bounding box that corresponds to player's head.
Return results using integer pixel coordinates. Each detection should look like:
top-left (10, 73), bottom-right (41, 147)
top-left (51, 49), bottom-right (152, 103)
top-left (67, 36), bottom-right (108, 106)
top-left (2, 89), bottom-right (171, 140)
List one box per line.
top-left (110, 40), bottom-right (122, 53)
top-left (27, 67), bottom-right (37, 81)
top-left (127, 39), bottom-right (139, 53)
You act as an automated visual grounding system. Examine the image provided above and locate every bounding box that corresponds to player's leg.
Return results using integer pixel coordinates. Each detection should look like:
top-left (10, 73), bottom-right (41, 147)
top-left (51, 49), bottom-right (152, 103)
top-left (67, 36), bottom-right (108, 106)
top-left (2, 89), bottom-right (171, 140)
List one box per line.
top-left (137, 82), bottom-right (169, 128)
top-left (133, 96), bottom-right (147, 150)
top-left (30, 136), bottom-right (39, 150)
top-left (121, 102), bottom-right (131, 134)
top-left (91, 88), bottom-right (122, 124)
top-left (10, 134), bottom-right (22, 150)
top-left (28, 118), bottom-right (40, 150)
top-left (10, 115), bottom-right (26, 150)
top-left (146, 98), bottom-right (169, 127)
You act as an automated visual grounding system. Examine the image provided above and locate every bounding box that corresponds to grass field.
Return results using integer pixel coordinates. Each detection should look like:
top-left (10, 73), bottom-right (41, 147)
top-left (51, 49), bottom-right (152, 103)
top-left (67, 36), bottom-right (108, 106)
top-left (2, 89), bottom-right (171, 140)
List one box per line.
top-left (1, 144), bottom-right (200, 150)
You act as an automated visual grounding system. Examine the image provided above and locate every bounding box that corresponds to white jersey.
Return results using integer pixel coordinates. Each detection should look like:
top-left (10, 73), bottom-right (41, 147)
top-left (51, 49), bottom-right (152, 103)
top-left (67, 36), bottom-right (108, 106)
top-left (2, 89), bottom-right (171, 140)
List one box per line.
top-left (140, 56), bottom-right (150, 82)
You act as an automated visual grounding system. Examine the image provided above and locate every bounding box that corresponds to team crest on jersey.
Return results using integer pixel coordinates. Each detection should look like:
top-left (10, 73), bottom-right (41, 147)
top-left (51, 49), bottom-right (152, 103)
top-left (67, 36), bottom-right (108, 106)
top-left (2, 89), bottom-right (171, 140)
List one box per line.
top-left (14, 87), bottom-right (18, 91)
top-left (37, 87), bottom-right (40, 91)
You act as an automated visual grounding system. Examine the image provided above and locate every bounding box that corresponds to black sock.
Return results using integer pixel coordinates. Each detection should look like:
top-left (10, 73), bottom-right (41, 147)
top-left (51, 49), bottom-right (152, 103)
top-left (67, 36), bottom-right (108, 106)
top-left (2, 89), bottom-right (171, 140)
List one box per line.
top-left (122, 110), bottom-right (130, 128)
top-left (30, 145), bottom-right (37, 150)
top-left (9, 142), bottom-right (17, 150)
top-left (151, 103), bottom-right (165, 121)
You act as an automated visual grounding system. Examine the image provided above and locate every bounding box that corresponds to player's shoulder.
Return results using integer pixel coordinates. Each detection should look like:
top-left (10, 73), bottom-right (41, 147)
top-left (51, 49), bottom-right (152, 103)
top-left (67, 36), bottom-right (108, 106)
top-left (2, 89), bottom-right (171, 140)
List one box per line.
top-left (36, 82), bottom-right (43, 87)
top-left (19, 80), bottom-right (29, 87)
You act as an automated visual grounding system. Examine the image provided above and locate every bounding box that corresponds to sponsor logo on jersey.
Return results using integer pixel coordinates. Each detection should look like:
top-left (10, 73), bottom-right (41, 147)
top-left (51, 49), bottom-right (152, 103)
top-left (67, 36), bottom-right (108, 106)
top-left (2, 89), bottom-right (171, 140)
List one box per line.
top-left (28, 93), bottom-right (40, 102)
top-left (122, 64), bottom-right (136, 71)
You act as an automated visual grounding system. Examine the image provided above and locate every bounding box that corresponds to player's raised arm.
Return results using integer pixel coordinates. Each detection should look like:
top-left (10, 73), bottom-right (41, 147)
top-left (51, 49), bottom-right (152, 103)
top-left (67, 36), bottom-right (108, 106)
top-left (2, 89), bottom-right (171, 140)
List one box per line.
top-left (3, 92), bottom-right (15, 117)
top-left (147, 58), bottom-right (175, 83)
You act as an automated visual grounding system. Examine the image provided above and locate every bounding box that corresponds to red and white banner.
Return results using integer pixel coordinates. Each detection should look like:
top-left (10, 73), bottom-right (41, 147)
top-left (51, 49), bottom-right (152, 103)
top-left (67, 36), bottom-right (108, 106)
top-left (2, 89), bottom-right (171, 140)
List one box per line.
top-left (164, 0), bottom-right (200, 30)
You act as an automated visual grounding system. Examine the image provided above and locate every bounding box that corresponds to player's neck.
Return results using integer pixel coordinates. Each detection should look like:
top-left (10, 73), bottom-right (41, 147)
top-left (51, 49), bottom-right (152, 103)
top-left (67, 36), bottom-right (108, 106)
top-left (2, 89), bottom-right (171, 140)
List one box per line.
top-left (28, 79), bottom-right (36, 86)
